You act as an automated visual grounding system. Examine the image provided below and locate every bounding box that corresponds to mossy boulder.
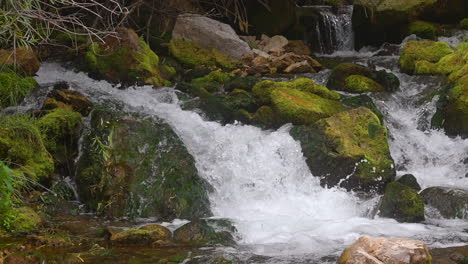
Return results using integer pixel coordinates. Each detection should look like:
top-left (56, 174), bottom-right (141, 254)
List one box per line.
top-left (169, 38), bottom-right (237, 70)
top-left (0, 69), bottom-right (38, 109)
top-left (8, 207), bottom-right (42, 234)
top-left (173, 219), bottom-right (237, 247)
top-left (421, 187), bottom-right (468, 219)
top-left (444, 75), bottom-right (468, 137)
top-left (408, 20), bottom-right (439, 40)
top-left (43, 86), bottom-right (93, 116)
top-left (76, 107), bottom-right (211, 220)
top-left (110, 229), bottom-right (155, 245)
top-left (139, 224), bottom-right (172, 240)
top-left (191, 71), bottom-right (232, 93)
top-left (414, 42), bottom-right (468, 76)
top-left (344, 75), bottom-right (384, 93)
top-left (341, 95), bottom-right (385, 124)
top-left (379, 182), bottom-right (425, 223)
top-left (397, 174), bottom-right (422, 191)
top-left (460, 18), bottom-right (468, 29)
top-left (0, 115), bottom-right (54, 182)
top-left (327, 63), bottom-right (399, 93)
top-left (86, 27), bottom-right (168, 87)
top-left (252, 106), bottom-right (276, 128)
top-left (399, 41), bottom-right (453, 74)
top-left (290, 107), bottom-right (395, 192)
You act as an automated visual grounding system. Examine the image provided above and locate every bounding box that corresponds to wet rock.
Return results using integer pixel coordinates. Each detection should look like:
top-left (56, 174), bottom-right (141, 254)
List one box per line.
top-left (420, 187), bottom-right (468, 219)
top-left (284, 60), bottom-right (314, 73)
top-left (399, 41), bottom-right (453, 75)
top-left (344, 75), bottom-right (384, 93)
top-left (173, 219), bottom-right (237, 247)
top-left (0, 47), bottom-right (40, 75)
top-left (397, 174), bottom-right (422, 191)
top-left (341, 95), bottom-right (385, 124)
top-left (86, 27), bottom-right (168, 87)
top-left (110, 229), bottom-right (155, 245)
top-left (139, 224), bottom-right (172, 240)
top-left (327, 63), bottom-right (399, 93)
top-left (291, 107), bottom-right (395, 192)
top-left (43, 86), bottom-right (93, 116)
top-left (408, 20), bottom-right (439, 40)
top-left (172, 14), bottom-right (252, 59)
top-left (338, 235), bottom-right (432, 264)
top-left (379, 182), bottom-right (425, 223)
top-left (76, 107), bottom-right (211, 220)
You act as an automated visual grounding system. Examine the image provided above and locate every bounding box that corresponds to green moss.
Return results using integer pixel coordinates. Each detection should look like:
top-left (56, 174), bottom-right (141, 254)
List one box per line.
top-left (271, 87), bottom-right (347, 125)
top-left (169, 38), bottom-right (237, 70)
top-left (0, 115), bottom-right (54, 182)
top-left (225, 89), bottom-right (257, 112)
top-left (445, 75), bottom-right (468, 137)
top-left (399, 40), bottom-right (453, 74)
top-left (36, 108), bottom-right (83, 153)
top-left (8, 207), bottom-right (41, 233)
top-left (191, 71), bottom-right (232, 93)
top-left (416, 42), bottom-right (468, 76)
top-left (460, 18), bottom-right (468, 29)
top-left (341, 95), bottom-right (385, 124)
top-left (344, 75), bottom-right (384, 93)
top-left (408, 20), bottom-right (438, 39)
top-left (111, 229), bottom-right (154, 245)
top-left (379, 182), bottom-right (425, 223)
top-left (173, 219), bottom-right (236, 247)
top-left (414, 60), bottom-right (438, 74)
top-left (252, 106), bottom-right (276, 128)
top-left (0, 69), bottom-right (37, 109)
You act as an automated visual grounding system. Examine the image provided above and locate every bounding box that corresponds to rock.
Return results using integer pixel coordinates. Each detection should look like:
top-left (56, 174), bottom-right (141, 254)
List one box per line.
top-left (173, 219), bottom-right (237, 247)
top-left (169, 38), bottom-right (237, 70)
top-left (461, 18), bottom-right (468, 29)
top-left (338, 235), bottom-right (432, 264)
top-left (420, 187), bottom-right (468, 219)
top-left (414, 42), bottom-right (467, 76)
top-left (327, 63), bottom-right (399, 93)
top-left (252, 56), bottom-right (270, 67)
top-left (399, 41), bottom-right (453, 74)
top-left (284, 40), bottom-right (311, 56)
top-left (252, 49), bottom-right (272, 60)
top-left (86, 27), bottom-right (168, 87)
top-left (408, 20), bottom-right (439, 40)
top-left (344, 75), bottom-right (385, 93)
top-left (341, 95), bottom-right (385, 124)
top-left (110, 229), bottom-right (155, 245)
top-left (263, 35), bottom-right (289, 53)
top-left (444, 75), bottom-right (468, 138)
top-left (172, 14), bottom-right (252, 59)
top-left (0, 68), bottom-right (38, 109)
top-left (397, 174), bottom-right (422, 191)
top-left (76, 107), bottom-right (211, 220)
top-left (28, 234), bottom-right (73, 247)
top-left (291, 107), bottom-right (395, 192)
top-left (139, 224), bottom-right (172, 240)
top-left (239, 36), bottom-right (257, 49)
top-left (284, 60), bottom-right (314, 73)
top-left (379, 182), bottom-right (425, 223)
top-left (0, 47), bottom-right (40, 75)
top-left (43, 87), bottom-right (93, 116)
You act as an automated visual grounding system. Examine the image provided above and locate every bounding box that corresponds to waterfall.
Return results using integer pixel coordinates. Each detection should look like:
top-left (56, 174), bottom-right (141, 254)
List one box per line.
top-left (35, 63), bottom-right (468, 260)
top-left (298, 5), bottom-right (354, 54)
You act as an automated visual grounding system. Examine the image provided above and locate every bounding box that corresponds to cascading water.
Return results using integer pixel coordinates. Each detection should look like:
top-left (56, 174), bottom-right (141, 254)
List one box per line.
top-left (297, 5), bottom-right (354, 54)
top-left (35, 62), bottom-right (468, 262)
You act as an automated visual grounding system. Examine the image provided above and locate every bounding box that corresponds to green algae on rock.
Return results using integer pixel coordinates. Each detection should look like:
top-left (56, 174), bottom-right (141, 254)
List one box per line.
top-left (399, 40), bottom-right (453, 74)
top-left (408, 20), bottom-right (439, 40)
top-left (291, 107), bottom-right (395, 192)
top-left (397, 174), bottom-right (422, 191)
top-left (86, 28), bottom-right (169, 87)
top-left (414, 42), bottom-right (468, 76)
top-left (173, 219), bottom-right (237, 247)
top-left (344, 75), bottom-right (384, 93)
top-left (460, 18), bottom-right (468, 29)
top-left (191, 71), bottom-right (232, 93)
top-left (444, 75), bottom-right (468, 137)
top-left (76, 107), bottom-right (211, 220)
top-left (341, 95), bottom-right (385, 125)
top-left (0, 69), bottom-right (38, 109)
top-left (169, 38), bottom-right (237, 70)
top-left (379, 182), bottom-right (425, 223)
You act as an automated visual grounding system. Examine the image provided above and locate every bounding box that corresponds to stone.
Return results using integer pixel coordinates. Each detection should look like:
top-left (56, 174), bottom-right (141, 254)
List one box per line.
top-left (399, 41), bottom-right (453, 74)
top-left (284, 40), bottom-right (311, 56)
top-left (284, 60), bottom-right (314, 73)
top-left (420, 187), bottom-right (468, 219)
top-left (139, 224), bottom-right (172, 240)
top-left (172, 14), bottom-right (252, 59)
top-left (173, 219), bottom-right (237, 247)
top-left (263, 35), bottom-right (289, 52)
top-left (379, 182), bottom-right (425, 223)
top-left (397, 174), bottom-right (421, 191)
top-left (43, 86), bottom-right (93, 116)
top-left (338, 235), bottom-right (432, 264)
top-left (0, 47), bottom-right (40, 76)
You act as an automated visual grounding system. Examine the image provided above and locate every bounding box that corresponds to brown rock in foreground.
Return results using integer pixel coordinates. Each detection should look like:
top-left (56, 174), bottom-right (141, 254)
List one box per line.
top-left (339, 236), bottom-right (432, 264)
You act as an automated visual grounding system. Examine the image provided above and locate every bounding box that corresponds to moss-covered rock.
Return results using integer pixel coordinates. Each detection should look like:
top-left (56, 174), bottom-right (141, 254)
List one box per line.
top-left (76, 107), bottom-right (211, 220)
top-left (399, 41), bottom-right (453, 74)
top-left (397, 174), bottom-right (421, 191)
top-left (420, 187), bottom-right (468, 219)
top-left (8, 207), bottom-right (42, 234)
top-left (460, 18), bottom-right (468, 29)
top-left (0, 115), bottom-right (54, 182)
top-left (173, 219), bottom-right (237, 247)
top-left (139, 224), bottom-right (172, 240)
top-left (341, 95), bottom-right (385, 124)
top-left (379, 182), bottom-right (425, 223)
top-left (110, 229), bottom-right (155, 245)
top-left (169, 38), bottom-right (237, 70)
top-left (444, 74), bottom-right (468, 138)
top-left (327, 63), bottom-right (399, 93)
top-left (408, 20), bottom-right (438, 40)
top-left (414, 42), bottom-right (468, 76)
top-left (344, 75), bottom-right (384, 93)
top-left (191, 71), bottom-right (232, 93)
top-left (0, 69), bottom-right (38, 109)
top-left (43, 87), bottom-right (93, 116)
top-left (252, 106), bottom-right (276, 128)
top-left (86, 28), bottom-right (168, 87)
top-left (290, 107), bottom-right (395, 192)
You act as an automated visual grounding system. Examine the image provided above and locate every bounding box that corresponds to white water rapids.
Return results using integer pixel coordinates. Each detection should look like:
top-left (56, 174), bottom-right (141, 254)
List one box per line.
top-left (35, 63), bottom-right (468, 261)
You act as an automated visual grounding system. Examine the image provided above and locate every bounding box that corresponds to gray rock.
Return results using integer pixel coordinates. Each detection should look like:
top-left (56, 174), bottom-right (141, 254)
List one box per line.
top-left (172, 14), bottom-right (252, 59)
top-left (421, 187), bottom-right (468, 219)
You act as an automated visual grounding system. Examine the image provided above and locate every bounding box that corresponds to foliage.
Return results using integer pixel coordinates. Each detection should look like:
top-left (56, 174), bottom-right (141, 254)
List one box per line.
top-left (0, 162), bottom-right (16, 230)
top-left (0, 68), bottom-right (37, 109)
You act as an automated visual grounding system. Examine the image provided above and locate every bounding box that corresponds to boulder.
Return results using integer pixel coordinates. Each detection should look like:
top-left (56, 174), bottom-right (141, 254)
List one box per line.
top-left (420, 187), bottom-right (468, 219)
top-left (0, 47), bottom-right (40, 76)
top-left (397, 174), bottom-right (421, 191)
top-left (327, 63), bottom-right (399, 93)
top-left (379, 182), bottom-right (425, 223)
top-left (284, 40), bottom-right (312, 56)
top-left (76, 107), bottom-right (211, 220)
top-left (263, 35), bottom-right (289, 53)
top-left (341, 95), bottom-right (385, 124)
top-left (284, 60), bottom-right (314, 73)
top-left (399, 41), bottom-right (453, 74)
top-left (173, 219), bottom-right (237, 247)
top-left (172, 14), bottom-right (252, 59)
top-left (43, 84), bottom-right (93, 116)
top-left (338, 236), bottom-right (432, 264)
top-left (290, 107), bottom-right (395, 192)
top-left (444, 75), bottom-right (468, 138)
top-left (407, 20), bottom-right (439, 40)
top-left (85, 27), bottom-right (168, 87)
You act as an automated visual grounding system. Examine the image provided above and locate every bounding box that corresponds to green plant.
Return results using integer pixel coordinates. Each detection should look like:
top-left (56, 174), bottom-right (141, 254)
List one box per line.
top-left (0, 162), bottom-right (16, 230)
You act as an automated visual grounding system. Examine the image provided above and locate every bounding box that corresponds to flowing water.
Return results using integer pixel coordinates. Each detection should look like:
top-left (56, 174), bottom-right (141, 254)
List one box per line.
top-left (35, 58), bottom-right (468, 262)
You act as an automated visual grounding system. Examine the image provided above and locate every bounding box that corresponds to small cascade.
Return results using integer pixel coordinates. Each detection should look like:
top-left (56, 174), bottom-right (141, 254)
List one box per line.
top-left (297, 5), bottom-right (354, 54)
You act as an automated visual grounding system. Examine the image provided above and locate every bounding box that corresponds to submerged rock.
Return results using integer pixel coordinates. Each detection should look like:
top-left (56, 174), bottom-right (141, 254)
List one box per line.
top-left (420, 187), bottom-right (468, 219)
top-left (172, 14), bottom-right (252, 59)
top-left (76, 107), bottom-right (211, 220)
top-left (339, 235), bottom-right (432, 264)
top-left (379, 182), bottom-right (425, 223)
top-left (291, 107), bottom-right (395, 192)
top-left (173, 219), bottom-right (237, 247)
